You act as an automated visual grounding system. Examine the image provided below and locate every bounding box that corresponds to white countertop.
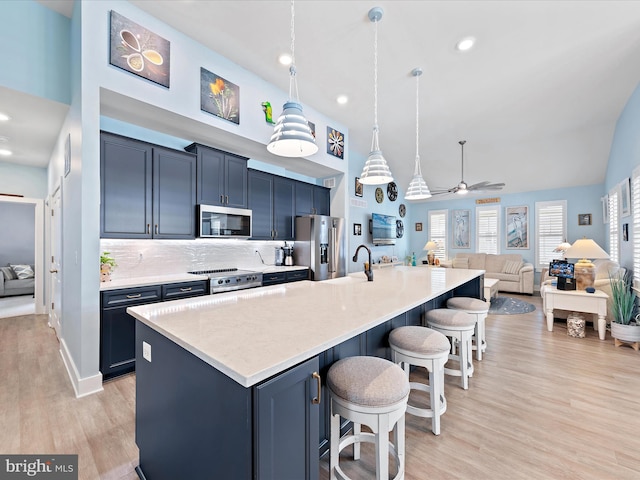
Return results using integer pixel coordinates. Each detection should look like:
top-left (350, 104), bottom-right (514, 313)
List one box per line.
top-left (127, 266), bottom-right (484, 388)
top-left (100, 273), bottom-right (209, 291)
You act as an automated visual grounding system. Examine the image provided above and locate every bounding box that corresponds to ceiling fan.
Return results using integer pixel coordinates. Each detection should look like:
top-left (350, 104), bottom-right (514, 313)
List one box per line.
top-left (431, 140), bottom-right (505, 196)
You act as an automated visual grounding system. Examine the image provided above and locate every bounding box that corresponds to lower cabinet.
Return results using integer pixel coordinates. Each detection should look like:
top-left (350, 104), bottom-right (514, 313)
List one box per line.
top-left (262, 269), bottom-right (310, 286)
top-left (100, 280), bottom-right (208, 380)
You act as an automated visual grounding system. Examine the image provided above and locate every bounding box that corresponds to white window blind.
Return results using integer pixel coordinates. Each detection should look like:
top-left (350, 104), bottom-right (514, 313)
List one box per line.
top-left (535, 201), bottom-right (566, 270)
top-left (476, 206), bottom-right (499, 254)
top-left (428, 210), bottom-right (448, 261)
top-left (633, 167), bottom-right (640, 287)
top-left (609, 188), bottom-right (619, 264)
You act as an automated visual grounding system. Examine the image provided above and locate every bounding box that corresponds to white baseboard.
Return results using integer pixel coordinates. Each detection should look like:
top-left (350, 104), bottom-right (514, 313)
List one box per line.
top-left (59, 338), bottom-right (104, 398)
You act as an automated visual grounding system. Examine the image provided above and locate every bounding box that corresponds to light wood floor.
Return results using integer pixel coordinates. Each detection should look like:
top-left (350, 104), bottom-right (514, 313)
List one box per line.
top-left (2, 294), bottom-right (640, 479)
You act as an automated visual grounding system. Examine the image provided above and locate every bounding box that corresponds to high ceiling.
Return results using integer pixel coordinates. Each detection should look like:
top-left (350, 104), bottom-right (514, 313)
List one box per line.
top-left (16, 1), bottom-right (640, 197)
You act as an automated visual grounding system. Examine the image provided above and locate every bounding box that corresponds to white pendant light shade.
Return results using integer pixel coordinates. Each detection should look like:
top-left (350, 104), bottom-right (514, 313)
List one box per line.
top-left (267, 1), bottom-right (317, 158)
top-left (267, 101), bottom-right (318, 157)
top-left (359, 7), bottom-right (393, 185)
top-left (405, 67), bottom-right (431, 200)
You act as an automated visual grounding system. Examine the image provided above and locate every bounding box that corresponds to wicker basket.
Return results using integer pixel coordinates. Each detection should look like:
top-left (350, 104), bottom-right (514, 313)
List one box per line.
top-left (567, 312), bottom-right (586, 338)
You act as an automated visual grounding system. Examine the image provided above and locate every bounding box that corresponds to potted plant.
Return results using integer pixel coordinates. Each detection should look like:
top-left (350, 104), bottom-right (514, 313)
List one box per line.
top-left (609, 270), bottom-right (640, 349)
top-left (100, 252), bottom-right (117, 282)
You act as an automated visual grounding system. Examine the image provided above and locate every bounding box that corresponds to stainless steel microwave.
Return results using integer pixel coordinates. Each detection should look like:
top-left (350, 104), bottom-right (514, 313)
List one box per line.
top-left (198, 205), bottom-right (252, 238)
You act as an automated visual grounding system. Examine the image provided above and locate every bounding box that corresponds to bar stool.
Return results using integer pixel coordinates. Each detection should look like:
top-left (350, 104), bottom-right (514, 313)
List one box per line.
top-left (327, 356), bottom-right (410, 480)
top-left (425, 309), bottom-right (476, 390)
top-left (389, 326), bottom-right (450, 435)
top-left (446, 297), bottom-right (490, 361)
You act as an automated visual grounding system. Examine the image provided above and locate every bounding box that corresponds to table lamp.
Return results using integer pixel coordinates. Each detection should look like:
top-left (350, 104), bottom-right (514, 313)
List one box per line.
top-left (552, 241), bottom-right (572, 258)
top-left (563, 238), bottom-right (609, 290)
top-left (423, 240), bottom-right (438, 265)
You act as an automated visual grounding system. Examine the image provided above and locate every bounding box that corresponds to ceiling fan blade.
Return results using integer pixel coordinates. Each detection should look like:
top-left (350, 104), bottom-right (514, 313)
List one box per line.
top-left (466, 181), bottom-right (491, 189)
top-left (468, 182), bottom-right (505, 191)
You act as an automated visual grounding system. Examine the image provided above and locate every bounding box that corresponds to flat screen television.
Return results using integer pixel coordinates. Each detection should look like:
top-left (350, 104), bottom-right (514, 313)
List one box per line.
top-left (371, 213), bottom-right (396, 246)
top-left (548, 260), bottom-right (574, 279)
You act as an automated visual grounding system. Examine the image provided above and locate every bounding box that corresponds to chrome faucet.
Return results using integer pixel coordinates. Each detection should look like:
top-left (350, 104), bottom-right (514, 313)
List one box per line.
top-left (352, 245), bottom-right (373, 281)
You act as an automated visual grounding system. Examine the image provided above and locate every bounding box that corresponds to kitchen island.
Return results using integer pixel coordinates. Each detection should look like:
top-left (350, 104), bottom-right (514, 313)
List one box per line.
top-left (128, 266), bottom-right (483, 480)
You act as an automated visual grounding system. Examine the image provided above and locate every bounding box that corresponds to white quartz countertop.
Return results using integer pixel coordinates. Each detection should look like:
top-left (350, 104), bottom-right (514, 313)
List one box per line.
top-left (100, 273), bottom-right (210, 291)
top-left (127, 266), bottom-right (484, 388)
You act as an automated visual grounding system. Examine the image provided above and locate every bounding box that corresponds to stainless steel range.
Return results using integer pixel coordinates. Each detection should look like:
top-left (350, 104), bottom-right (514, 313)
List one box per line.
top-left (188, 268), bottom-right (263, 294)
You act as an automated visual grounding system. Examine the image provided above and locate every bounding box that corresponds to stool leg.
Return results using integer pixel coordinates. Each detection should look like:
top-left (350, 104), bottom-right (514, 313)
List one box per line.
top-left (330, 411), bottom-right (340, 480)
top-left (395, 413), bottom-right (405, 479)
top-left (375, 414), bottom-right (390, 480)
top-left (459, 334), bottom-right (469, 390)
top-left (429, 366), bottom-right (440, 435)
top-left (474, 317), bottom-right (483, 361)
top-left (353, 422), bottom-right (361, 460)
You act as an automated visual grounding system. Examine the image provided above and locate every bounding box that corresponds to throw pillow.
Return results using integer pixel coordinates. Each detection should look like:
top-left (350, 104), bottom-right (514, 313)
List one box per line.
top-left (502, 260), bottom-right (523, 275)
top-left (452, 257), bottom-right (469, 269)
top-left (10, 264), bottom-right (34, 280)
top-left (0, 266), bottom-right (17, 280)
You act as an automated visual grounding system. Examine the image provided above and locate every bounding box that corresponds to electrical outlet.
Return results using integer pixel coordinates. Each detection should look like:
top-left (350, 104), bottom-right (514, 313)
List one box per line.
top-left (143, 341), bottom-right (152, 362)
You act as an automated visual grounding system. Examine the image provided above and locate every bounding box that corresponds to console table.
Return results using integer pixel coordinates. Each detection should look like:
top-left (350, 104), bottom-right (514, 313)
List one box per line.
top-left (543, 286), bottom-right (608, 340)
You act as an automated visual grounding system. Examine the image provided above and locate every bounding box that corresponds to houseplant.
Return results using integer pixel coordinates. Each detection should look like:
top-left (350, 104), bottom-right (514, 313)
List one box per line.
top-left (609, 270), bottom-right (640, 349)
top-left (100, 252), bottom-right (117, 282)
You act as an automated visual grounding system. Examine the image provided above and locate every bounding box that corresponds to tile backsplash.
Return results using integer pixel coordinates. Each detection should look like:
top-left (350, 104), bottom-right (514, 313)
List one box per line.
top-left (100, 239), bottom-right (292, 279)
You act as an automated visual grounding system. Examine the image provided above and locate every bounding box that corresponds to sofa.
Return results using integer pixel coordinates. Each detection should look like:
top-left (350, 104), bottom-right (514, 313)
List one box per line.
top-left (540, 259), bottom-right (624, 322)
top-left (441, 253), bottom-right (534, 295)
top-left (0, 264), bottom-right (35, 297)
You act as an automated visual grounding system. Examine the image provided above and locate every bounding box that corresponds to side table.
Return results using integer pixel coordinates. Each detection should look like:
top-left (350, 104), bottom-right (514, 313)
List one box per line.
top-left (543, 286), bottom-right (608, 340)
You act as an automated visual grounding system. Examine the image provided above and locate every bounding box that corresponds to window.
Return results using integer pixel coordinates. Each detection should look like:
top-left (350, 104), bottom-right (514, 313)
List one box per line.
top-left (535, 200), bottom-right (566, 270)
top-left (634, 167), bottom-right (640, 287)
top-left (476, 206), bottom-right (499, 254)
top-left (428, 210), bottom-right (448, 261)
top-left (609, 187), bottom-right (620, 264)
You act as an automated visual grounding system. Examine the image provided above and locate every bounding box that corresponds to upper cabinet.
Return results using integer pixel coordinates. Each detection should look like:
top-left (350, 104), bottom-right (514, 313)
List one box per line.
top-left (185, 143), bottom-right (248, 208)
top-left (248, 170), bottom-right (295, 241)
top-left (100, 132), bottom-right (196, 239)
top-left (295, 182), bottom-right (330, 217)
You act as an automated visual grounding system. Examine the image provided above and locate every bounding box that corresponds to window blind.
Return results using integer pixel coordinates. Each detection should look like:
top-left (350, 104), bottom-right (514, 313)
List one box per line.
top-left (535, 201), bottom-right (566, 269)
top-left (428, 210), bottom-right (447, 261)
top-left (476, 207), bottom-right (499, 254)
top-left (633, 167), bottom-right (640, 287)
top-left (609, 189), bottom-right (619, 263)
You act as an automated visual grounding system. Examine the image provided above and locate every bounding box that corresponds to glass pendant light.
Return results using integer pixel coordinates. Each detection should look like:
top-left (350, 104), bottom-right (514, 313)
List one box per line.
top-left (405, 67), bottom-right (432, 200)
top-left (267, 0), bottom-right (318, 158)
top-left (359, 7), bottom-right (393, 185)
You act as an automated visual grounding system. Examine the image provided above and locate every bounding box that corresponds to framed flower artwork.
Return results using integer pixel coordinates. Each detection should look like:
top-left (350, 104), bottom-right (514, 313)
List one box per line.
top-left (327, 127), bottom-right (344, 159)
top-left (200, 67), bottom-right (240, 124)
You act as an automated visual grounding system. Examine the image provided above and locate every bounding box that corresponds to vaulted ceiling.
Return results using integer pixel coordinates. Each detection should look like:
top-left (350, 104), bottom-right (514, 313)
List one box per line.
top-left (15, 1), bottom-right (640, 197)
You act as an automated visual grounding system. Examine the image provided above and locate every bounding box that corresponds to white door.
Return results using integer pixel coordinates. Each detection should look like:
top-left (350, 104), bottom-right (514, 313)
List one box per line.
top-left (49, 186), bottom-right (62, 338)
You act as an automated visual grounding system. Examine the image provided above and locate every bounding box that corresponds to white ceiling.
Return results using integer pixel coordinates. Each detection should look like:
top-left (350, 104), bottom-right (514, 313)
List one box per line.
top-left (13, 0), bottom-right (640, 197)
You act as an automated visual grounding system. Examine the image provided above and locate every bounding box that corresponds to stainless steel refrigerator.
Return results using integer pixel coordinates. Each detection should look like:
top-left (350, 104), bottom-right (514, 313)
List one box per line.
top-left (294, 215), bottom-right (346, 280)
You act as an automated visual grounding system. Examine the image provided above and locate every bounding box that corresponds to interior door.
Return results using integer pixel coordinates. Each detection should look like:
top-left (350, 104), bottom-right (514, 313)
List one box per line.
top-left (49, 185), bottom-right (62, 338)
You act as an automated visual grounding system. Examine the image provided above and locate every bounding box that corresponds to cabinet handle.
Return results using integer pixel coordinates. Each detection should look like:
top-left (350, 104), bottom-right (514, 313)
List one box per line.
top-left (179, 287), bottom-right (193, 292)
top-left (312, 372), bottom-right (321, 405)
top-left (155, 224), bottom-right (159, 235)
top-left (126, 293), bottom-right (142, 299)
top-left (147, 224), bottom-right (150, 234)
top-left (220, 194), bottom-right (224, 204)
top-left (225, 195), bottom-right (229, 204)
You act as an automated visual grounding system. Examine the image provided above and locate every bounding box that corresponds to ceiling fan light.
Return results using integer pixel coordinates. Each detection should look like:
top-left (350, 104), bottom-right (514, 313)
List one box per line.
top-left (267, 101), bottom-right (318, 157)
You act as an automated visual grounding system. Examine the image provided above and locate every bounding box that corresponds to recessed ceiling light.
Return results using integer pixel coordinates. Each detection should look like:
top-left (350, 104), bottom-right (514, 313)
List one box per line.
top-left (0, 112), bottom-right (11, 122)
top-left (278, 53), bottom-right (292, 66)
top-left (455, 37), bottom-right (476, 52)
top-left (0, 149), bottom-right (12, 156)
top-left (336, 95), bottom-right (348, 105)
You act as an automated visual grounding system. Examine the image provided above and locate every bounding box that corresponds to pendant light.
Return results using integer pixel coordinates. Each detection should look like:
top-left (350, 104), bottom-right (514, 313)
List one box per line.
top-left (405, 67), bottom-right (432, 200)
top-left (267, 0), bottom-right (318, 158)
top-left (359, 7), bottom-right (393, 185)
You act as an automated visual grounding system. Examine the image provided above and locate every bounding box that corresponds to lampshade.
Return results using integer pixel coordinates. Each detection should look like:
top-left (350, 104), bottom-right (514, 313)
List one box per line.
top-left (564, 238), bottom-right (609, 261)
top-left (359, 7), bottom-right (393, 185)
top-left (405, 68), bottom-right (431, 200)
top-left (423, 241), bottom-right (438, 252)
top-left (553, 241), bottom-right (572, 253)
top-left (267, 1), bottom-right (318, 158)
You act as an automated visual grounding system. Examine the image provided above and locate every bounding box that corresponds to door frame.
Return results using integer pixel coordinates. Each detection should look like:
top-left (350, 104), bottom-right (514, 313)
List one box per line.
top-left (48, 182), bottom-right (63, 336)
top-left (0, 195), bottom-right (45, 314)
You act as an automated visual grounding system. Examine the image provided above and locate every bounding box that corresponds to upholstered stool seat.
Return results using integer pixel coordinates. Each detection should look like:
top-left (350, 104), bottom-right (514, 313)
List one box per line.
top-left (327, 356), bottom-right (410, 480)
top-left (425, 309), bottom-right (476, 390)
top-left (389, 326), bottom-right (450, 435)
top-left (447, 297), bottom-right (490, 361)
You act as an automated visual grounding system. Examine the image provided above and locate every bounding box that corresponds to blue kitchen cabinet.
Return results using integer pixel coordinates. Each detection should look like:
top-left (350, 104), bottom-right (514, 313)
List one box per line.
top-left (295, 182), bottom-right (330, 217)
top-left (100, 132), bottom-right (196, 239)
top-left (248, 169), bottom-right (295, 241)
top-left (313, 185), bottom-right (331, 216)
top-left (185, 143), bottom-right (248, 208)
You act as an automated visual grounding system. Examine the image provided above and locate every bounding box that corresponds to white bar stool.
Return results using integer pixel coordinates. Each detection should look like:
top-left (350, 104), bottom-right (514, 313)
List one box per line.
top-left (425, 309), bottom-right (476, 390)
top-left (446, 297), bottom-right (490, 361)
top-left (327, 356), bottom-right (410, 480)
top-left (389, 326), bottom-right (450, 435)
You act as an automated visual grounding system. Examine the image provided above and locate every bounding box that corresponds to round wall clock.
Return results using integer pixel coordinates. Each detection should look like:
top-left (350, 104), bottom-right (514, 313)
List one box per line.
top-left (387, 182), bottom-right (398, 201)
top-left (375, 187), bottom-right (384, 203)
top-left (396, 220), bottom-right (404, 238)
top-left (398, 203), bottom-right (406, 218)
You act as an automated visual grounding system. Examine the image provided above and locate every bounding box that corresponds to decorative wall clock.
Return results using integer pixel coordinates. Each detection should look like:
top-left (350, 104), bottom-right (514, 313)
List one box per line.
top-left (387, 181), bottom-right (398, 201)
top-left (396, 220), bottom-right (404, 238)
top-left (375, 187), bottom-right (384, 203)
top-left (398, 203), bottom-right (406, 218)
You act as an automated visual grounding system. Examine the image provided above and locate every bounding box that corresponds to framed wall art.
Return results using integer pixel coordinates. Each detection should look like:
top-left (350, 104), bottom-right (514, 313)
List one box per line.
top-left (578, 213), bottom-right (592, 226)
top-left (200, 68), bottom-right (240, 124)
top-left (623, 223), bottom-right (629, 242)
top-left (415, 222), bottom-right (423, 232)
top-left (355, 177), bottom-right (363, 197)
top-left (109, 11), bottom-right (171, 88)
top-left (64, 134), bottom-right (71, 177)
top-left (452, 209), bottom-right (470, 248)
top-left (620, 178), bottom-right (631, 217)
top-left (506, 205), bottom-right (528, 249)
top-left (327, 127), bottom-right (344, 159)
top-left (602, 195), bottom-right (609, 224)
top-left (353, 223), bottom-right (362, 236)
